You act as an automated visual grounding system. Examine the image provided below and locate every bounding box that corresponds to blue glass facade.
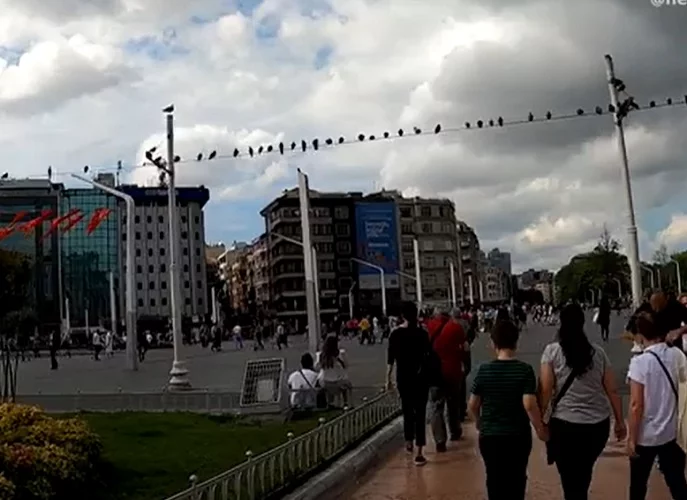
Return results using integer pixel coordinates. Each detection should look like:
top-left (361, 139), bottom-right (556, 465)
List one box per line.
top-left (61, 189), bottom-right (119, 326)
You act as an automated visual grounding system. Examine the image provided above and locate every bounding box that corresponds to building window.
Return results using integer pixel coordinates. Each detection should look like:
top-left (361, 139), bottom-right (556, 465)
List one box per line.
top-left (181, 231), bottom-right (188, 239)
top-left (158, 215), bottom-right (164, 223)
top-left (400, 207), bottom-right (412, 218)
top-left (160, 248), bottom-right (165, 256)
top-left (401, 223), bottom-right (413, 234)
top-left (150, 298), bottom-right (156, 306)
top-left (334, 206), bottom-right (349, 219)
top-left (195, 248), bottom-right (200, 256)
top-left (196, 264), bottom-right (201, 273)
top-left (335, 223), bottom-right (350, 236)
top-left (135, 231), bottom-right (141, 240)
top-left (137, 282), bottom-right (143, 290)
top-left (336, 241), bottom-right (351, 254)
top-left (421, 223), bottom-right (432, 233)
top-left (183, 264), bottom-right (189, 272)
top-left (148, 265), bottom-right (154, 273)
top-left (197, 280), bottom-right (202, 289)
top-left (194, 216), bottom-right (200, 224)
top-left (149, 281), bottom-right (155, 289)
top-left (423, 256), bottom-right (435, 268)
top-left (338, 259), bottom-right (351, 272)
top-left (159, 231), bottom-right (165, 239)
top-left (147, 216), bottom-right (152, 223)
top-left (184, 281), bottom-right (190, 289)
top-left (339, 277), bottom-right (353, 289)
top-left (147, 231), bottom-right (153, 240)
top-left (136, 249), bottom-right (141, 257)
top-left (161, 297), bottom-right (168, 306)
top-left (421, 206), bottom-right (432, 217)
top-left (148, 249), bottom-right (153, 257)
top-left (160, 264), bottom-right (166, 273)
top-left (183, 248), bottom-right (188, 256)
top-left (185, 298), bottom-right (191, 305)
top-left (135, 215), bottom-right (140, 223)
top-left (181, 216), bottom-right (187, 224)
top-left (195, 231), bottom-right (199, 240)
top-left (137, 298), bottom-right (143, 307)
top-left (161, 281), bottom-right (167, 289)
top-left (198, 297), bottom-right (203, 306)
top-left (136, 265), bottom-right (142, 273)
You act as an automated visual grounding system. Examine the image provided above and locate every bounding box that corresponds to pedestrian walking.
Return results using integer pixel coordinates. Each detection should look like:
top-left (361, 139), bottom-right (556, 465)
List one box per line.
top-left (468, 319), bottom-right (548, 500)
top-left (232, 323), bottom-right (243, 350)
top-left (596, 295), bottom-right (611, 341)
top-left (386, 301), bottom-right (432, 466)
top-left (539, 303), bottom-right (626, 500)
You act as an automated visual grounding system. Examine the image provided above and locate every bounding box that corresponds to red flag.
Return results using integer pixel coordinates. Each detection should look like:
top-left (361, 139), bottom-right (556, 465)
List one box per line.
top-left (0, 226), bottom-right (15, 241)
top-left (41, 209), bottom-right (82, 241)
top-left (9, 211), bottom-right (27, 226)
top-left (62, 212), bottom-right (85, 233)
top-left (86, 208), bottom-right (112, 235)
top-left (17, 209), bottom-right (53, 235)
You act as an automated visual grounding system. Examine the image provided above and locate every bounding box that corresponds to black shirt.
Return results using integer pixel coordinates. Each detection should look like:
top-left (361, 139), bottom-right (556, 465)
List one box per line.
top-left (626, 300), bottom-right (687, 339)
top-left (387, 325), bottom-right (430, 388)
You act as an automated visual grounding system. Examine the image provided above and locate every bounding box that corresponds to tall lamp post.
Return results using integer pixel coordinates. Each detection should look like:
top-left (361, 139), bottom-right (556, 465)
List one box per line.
top-left (449, 260), bottom-right (457, 308)
top-left (348, 281), bottom-right (356, 319)
top-left (71, 174), bottom-right (137, 370)
top-left (671, 258), bottom-right (683, 294)
top-left (614, 278), bottom-right (623, 299)
top-left (352, 257), bottom-right (387, 317)
top-left (640, 264), bottom-right (655, 291)
top-left (605, 54), bottom-right (642, 308)
top-left (413, 238), bottom-right (422, 309)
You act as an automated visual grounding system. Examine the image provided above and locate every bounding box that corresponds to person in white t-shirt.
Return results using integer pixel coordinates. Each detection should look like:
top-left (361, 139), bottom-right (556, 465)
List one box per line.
top-left (287, 353), bottom-right (321, 409)
top-left (627, 312), bottom-right (687, 499)
top-left (232, 324), bottom-right (243, 350)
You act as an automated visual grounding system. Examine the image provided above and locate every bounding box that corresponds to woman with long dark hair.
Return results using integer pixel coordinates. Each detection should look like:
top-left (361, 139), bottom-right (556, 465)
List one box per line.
top-left (315, 335), bottom-right (351, 406)
top-left (539, 303), bottom-right (625, 499)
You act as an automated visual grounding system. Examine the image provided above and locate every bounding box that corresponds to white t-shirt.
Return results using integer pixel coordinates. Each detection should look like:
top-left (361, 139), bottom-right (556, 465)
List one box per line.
top-left (232, 325), bottom-right (241, 336)
top-left (628, 343), bottom-right (687, 446)
top-left (315, 350), bottom-right (349, 382)
top-left (92, 333), bottom-right (101, 346)
top-left (287, 369), bottom-right (320, 408)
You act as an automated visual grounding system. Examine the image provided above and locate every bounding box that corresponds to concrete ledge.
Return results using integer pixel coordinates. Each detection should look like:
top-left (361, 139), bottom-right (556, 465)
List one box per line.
top-left (283, 416), bottom-right (403, 500)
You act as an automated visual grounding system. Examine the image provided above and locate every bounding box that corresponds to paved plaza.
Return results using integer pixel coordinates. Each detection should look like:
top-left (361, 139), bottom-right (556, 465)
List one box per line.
top-left (16, 312), bottom-right (634, 396)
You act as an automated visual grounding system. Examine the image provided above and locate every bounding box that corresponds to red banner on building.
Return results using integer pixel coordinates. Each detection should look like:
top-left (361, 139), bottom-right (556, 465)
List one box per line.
top-left (86, 208), bottom-right (112, 235)
top-left (41, 209), bottom-right (82, 241)
top-left (61, 212), bottom-right (85, 233)
top-left (17, 209), bottom-right (53, 236)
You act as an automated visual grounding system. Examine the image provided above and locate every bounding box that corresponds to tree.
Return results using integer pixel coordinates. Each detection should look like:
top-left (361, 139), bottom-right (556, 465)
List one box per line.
top-left (0, 249), bottom-right (36, 402)
top-left (555, 228), bottom-right (630, 304)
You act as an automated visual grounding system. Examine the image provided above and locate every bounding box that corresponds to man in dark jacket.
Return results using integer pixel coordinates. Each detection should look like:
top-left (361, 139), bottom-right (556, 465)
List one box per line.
top-left (626, 291), bottom-right (687, 349)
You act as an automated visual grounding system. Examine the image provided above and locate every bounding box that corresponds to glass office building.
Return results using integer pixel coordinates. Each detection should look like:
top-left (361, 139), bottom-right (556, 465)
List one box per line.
top-left (0, 179), bottom-right (62, 327)
top-left (61, 189), bottom-right (120, 327)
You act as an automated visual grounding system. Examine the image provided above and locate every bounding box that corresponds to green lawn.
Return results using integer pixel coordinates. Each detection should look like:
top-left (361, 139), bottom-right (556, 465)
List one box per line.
top-left (75, 412), bottom-right (324, 500)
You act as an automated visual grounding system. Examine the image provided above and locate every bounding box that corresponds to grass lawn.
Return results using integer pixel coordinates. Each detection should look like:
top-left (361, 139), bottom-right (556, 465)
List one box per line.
top-left (75, 412), bottom-right (324, 500)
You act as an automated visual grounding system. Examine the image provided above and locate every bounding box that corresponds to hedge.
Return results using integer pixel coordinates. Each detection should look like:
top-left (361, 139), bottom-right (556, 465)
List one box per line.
top-left (0, 404), bottom-right (102, 500)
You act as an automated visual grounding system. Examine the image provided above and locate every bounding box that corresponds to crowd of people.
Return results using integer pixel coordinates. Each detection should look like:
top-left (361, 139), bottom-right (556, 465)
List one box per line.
top-left (384, 291), bottom-right (687, 500)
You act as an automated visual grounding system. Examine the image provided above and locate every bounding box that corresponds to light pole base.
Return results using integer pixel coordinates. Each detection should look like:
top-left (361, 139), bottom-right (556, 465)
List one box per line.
top-left (167, 360), bottom-right (191, 390)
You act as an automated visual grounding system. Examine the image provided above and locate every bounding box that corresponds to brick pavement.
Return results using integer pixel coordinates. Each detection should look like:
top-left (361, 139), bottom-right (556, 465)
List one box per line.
top-left (349, 423), bottom-right (672, 499)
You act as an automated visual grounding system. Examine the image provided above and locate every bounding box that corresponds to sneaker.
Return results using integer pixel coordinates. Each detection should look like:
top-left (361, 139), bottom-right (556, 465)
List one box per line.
top-left (436, 443), bottom-right (447, 453)
top-left (414, 455), bottom-right (427, 466)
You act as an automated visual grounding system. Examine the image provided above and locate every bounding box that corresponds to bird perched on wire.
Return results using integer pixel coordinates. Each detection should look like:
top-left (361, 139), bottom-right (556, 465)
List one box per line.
top-left (162, 104), bottom-right (174, 113)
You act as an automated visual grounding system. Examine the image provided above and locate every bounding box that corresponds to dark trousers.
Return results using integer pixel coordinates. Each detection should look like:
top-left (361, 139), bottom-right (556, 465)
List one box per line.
top-left (599, 323), bottom-right (609, 341)
top-left (630, 439), bottom-right (687, 500)
top-left (429, 384), bottom-right (462, 445)
top-left (398, 384), bottom-right (428, 447)
top-left (479, 433), bottom-right (532, 500)
top-left (550, 417), bottom-right (609, 500)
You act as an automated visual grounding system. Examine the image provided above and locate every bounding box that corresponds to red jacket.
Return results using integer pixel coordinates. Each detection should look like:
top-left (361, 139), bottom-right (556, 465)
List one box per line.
top-left (426, 316), bottom-right (466, 385)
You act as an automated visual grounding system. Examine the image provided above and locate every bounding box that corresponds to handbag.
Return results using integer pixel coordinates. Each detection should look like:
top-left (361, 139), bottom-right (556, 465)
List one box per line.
top-left (646, 350), bottom-right (686, 452)
top-left (298, 370), bottom-right (326, 409)
top-left (545, 369), bottom-right (578, 465)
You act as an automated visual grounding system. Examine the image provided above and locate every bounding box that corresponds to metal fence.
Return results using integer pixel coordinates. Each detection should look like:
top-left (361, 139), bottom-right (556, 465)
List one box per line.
top-left (164, 390), bottom-right (401, 500)
top-left (15, 386), bottom-right (384, 415)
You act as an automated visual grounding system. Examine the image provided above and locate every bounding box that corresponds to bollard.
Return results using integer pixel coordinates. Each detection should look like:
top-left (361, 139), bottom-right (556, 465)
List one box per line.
top-left (318, 417), bottom-right (326, 426)
top-left (287, 432), bottom-right (294, 440)
top-left (189, 474), bottom-right (198, 487)
top-left (245, 450), bottom-right (253, 461)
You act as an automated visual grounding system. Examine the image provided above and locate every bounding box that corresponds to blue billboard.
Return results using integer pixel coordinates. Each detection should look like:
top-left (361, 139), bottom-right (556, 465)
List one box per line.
top-left (355, 202), bottom-right (399, 289)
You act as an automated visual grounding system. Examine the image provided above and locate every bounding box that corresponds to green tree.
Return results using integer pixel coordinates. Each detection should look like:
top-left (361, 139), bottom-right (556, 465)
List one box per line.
top-left (555, 227), bottom-right (630, 304)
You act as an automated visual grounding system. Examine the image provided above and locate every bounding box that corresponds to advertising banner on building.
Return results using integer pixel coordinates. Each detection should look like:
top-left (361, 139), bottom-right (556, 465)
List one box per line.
top-left (354, 202), bottom-right (399, 289)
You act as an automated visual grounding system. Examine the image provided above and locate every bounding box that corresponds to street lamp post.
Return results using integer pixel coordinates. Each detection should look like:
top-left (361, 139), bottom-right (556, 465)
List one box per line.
top-left (605, 54), bottom-right (642, 309)
top-left (640, 264), bottom-right (655, 290)
top-left (671, 258), bottom-right (683, 294)
top-left (449, 261), bottom-right (457, 308)
top-left (163, 109), bottom-right (190, 390)
top-left (348, 281), bottom-right (356, 319)
top-left (614, 278), bottom-right (622, 299)
top-left (71, 174), bottom-right (137, 370)
top-left (269, 231), bottom-right (320, 352)
top-left (352, 257), bottom-right (387, 317)
top-left (467, 274), bottom-right (474, 305)
top-left (413, 238), bottom-right (422, 309)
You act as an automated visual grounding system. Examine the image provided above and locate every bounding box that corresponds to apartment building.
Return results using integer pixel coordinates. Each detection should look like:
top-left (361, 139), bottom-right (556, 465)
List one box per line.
top-left (248, 234), bottom-right (270, 312)
top-left (118, 185), bottom-right (210, 321)
top-left (456, 221), bottom-right (482, 305)
top-left (260, 188), bottom-right (358, 329)
top-left (483, 265), bottom-right (510, 303)
top-left (488, 248), bottom-right (512, 275)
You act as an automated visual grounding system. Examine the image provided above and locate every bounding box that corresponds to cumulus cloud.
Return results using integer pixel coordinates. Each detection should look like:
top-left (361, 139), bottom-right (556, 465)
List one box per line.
top-left (1, 0), bottom-right (687, 272)
top-left (658, 214), bottom-right (687, 251)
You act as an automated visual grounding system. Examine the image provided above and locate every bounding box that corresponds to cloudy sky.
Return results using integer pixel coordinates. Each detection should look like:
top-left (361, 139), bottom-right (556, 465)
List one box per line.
top-left (1, 0), bottom-right (686, 272)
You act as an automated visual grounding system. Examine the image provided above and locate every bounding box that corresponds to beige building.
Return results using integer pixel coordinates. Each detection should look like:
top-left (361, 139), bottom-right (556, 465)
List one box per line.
top-left (456, 221), bottom-right (482, 305)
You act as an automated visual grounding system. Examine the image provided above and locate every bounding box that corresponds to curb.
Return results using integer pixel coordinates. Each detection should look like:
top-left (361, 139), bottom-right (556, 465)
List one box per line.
top-left (283, 416), bottom-right (403, 500)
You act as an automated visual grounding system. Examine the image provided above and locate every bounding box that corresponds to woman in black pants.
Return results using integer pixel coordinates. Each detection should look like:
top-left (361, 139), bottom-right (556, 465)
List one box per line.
top-left (539, 303), bottom-right (626, 500)
top-left (386, 301), bottom-right (430, 466)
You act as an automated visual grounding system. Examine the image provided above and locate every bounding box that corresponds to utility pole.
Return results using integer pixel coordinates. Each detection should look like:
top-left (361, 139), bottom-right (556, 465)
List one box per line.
top-left (165, 107), bottom-right (190, 389)
top-left (297, 169), bottom-right (319, 354)
top-left (449, 260), bottom-right (457, 308)
top-left (413, 238), bottom-right (422, 309)
top-left (604, 54), bottom-right (642, 308)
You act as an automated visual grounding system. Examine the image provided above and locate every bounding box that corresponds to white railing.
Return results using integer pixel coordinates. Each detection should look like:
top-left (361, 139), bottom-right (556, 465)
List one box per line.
top-left (164, 390), bottom-right (400, 500)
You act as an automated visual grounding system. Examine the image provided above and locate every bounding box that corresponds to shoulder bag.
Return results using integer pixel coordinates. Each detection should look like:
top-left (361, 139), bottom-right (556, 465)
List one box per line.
top-left (545, 368), bottom-right (578, 465)
top-left (298, 369), bottom-right (326, 409)
top-left (646, 350), bottom-right (686, 451)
